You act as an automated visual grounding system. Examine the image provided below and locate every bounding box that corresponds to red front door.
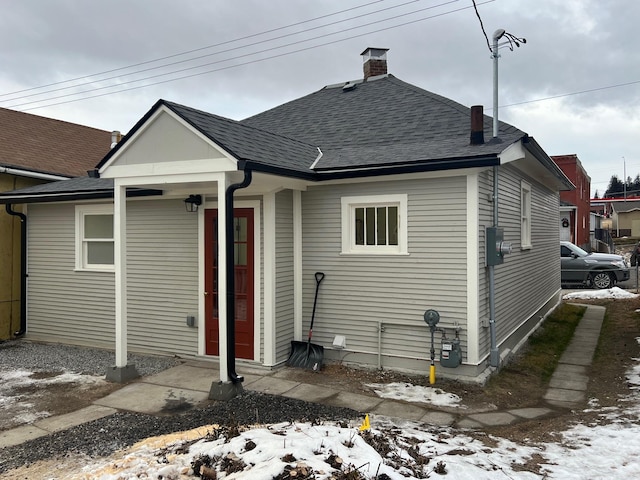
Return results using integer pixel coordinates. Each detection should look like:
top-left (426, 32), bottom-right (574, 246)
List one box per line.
top-left (204, 208), bottom-right (254, 359)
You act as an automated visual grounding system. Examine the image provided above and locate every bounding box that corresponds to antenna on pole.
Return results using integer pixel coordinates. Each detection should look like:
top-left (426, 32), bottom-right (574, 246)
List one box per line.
top-left (491, 29), bottom-right (526, 139)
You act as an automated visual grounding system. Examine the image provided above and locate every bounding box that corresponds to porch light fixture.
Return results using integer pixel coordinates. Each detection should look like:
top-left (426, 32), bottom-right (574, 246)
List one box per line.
top-left (184, 194), bottom-right (202, 213)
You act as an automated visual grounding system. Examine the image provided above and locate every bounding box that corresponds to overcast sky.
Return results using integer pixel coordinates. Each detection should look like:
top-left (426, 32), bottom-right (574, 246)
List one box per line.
top-left (1, 0), bottom-right (638, 196)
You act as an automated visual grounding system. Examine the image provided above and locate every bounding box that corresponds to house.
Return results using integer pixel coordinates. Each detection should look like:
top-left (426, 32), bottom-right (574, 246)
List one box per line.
top-left (0, 49), bottom-right (573, 393)
top-left (610, 200), bottom-right (640, 238)
top-left (551, 154), bottom-right (591, 249)
top-left (0, 107), bottom-right (113, 339)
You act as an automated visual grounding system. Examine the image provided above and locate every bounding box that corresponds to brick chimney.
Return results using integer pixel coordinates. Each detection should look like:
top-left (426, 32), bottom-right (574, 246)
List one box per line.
top-left (361, 47), bottom-right (389, 80)
top-left (470, 105), bottom-right (485, 145)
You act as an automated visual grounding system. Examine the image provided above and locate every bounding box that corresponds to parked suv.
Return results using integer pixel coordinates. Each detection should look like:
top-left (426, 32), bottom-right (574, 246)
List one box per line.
top-left (560, 241), bottom-right (630, 289)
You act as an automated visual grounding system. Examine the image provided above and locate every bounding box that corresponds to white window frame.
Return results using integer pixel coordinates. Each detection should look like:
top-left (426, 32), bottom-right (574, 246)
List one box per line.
top-left (521, 181), bottom-right (532, 249)
top-left (75, 204), bottom-right (115, 272)
top-left (341, 194), bottom-right (408, 255)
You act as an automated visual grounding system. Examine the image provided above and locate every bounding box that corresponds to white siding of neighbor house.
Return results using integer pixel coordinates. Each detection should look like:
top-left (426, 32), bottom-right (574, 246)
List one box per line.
top-left (477, 164), bottom-right (561, 362)
top-left (275, 190), bottom-right (295, 362)
top-left (300, 176), bottom-right (469, 371)
top-left (27, 203), bottom-right (116, 347)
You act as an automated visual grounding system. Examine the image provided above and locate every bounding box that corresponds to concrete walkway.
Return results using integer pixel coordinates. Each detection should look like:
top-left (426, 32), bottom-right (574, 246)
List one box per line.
top-left (0, 304), bottom-right (604, 449)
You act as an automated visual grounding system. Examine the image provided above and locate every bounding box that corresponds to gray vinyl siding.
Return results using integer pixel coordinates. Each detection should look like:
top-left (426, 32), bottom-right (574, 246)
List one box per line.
top-left (275, 190), bottom-right (294, 362)
top-left (126, 199), bottom-right (199, 356)
top-left (27, 203), bottom-right (115, 347)
top-left (477, 165), bottom-right (561, 360)
top-left (25, 199), bottom-right (201, 356)
top-left (301, 176), bottom-right (468, 367)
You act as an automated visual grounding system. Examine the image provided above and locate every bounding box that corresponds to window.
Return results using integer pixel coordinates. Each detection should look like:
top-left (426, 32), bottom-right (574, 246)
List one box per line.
top-left (341, 194), bottom-right (408, 254)
top-left (521, 181), bottom-right (532, 249)
top-left (75, 205), bottom-right (114, 271)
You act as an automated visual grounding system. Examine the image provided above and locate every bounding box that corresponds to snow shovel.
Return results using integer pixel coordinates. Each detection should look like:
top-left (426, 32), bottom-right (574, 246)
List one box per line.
top-left (287, 272), bottom-right (325, 371)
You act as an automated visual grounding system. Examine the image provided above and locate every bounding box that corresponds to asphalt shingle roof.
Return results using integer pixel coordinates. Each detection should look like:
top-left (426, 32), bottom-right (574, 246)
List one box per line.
top-left (613, 201), bottom-right (640, 213)
top-left (161, 102), bottom-right (320, 173)
top-left (2, 74), bottom-right (543, 202)
top-left (241, 75), bottom-right (525, 171)
top-left (0, 108), bottom-right (113, 177)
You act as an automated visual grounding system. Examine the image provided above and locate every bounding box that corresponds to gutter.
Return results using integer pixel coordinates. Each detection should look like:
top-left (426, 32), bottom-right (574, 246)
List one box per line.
top-left (5, 204), bottom-right (27, 337)
top-left (0, 188), bottom-right (163, 205)
top-left (241, 155), bottom-right (500, 182)
top-left (224, 168), bottom-right (253, 384)
top-left (0, 166), bottom-right (69, 182)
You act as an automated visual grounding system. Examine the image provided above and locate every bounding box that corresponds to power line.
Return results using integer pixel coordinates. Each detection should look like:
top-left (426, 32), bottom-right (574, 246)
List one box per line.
top-left (499, 80), bottom-right (640, 108)
top-left (0, 0), bottom-right (389, 99)
top-left (10, 0), bottom-right (480, 111)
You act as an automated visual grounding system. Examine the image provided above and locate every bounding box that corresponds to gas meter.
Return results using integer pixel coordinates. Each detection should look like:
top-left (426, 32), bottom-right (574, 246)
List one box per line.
top-left (440, 337), bottom-right (462, 368)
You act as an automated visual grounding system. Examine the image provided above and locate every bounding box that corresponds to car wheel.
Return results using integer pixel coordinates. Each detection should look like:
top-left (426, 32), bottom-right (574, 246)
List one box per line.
top-left (589, 271), bottom-right (614, 289)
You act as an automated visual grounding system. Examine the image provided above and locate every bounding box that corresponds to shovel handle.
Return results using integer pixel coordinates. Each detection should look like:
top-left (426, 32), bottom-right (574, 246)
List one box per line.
top-left (315, 272), bottom-right (325, 284)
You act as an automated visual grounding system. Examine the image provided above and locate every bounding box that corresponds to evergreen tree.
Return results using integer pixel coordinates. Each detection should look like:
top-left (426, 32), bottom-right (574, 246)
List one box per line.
top-left (604, 175), bottom-right (624, 197)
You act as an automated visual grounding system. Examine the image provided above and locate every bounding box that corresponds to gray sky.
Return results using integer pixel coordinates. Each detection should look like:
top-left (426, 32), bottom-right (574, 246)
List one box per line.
top-left (1, 0), bottom-right (638, 196)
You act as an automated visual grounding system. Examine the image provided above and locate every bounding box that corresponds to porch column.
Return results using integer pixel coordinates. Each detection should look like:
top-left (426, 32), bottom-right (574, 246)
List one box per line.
top-left (263, 191), bottom-right (276, 365)
top-left (106, 181), bottom-right (139, 382)
top-left (216, 175), bottom-right (229, 383)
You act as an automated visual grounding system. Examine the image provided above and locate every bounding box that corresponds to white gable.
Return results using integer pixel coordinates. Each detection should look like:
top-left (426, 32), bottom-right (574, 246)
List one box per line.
top-left (100, 108), bottom-right (236, 179)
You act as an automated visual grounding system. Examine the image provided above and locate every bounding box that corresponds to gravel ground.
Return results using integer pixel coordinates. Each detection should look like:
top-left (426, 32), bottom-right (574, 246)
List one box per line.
top-left (0, 341), bottom-right (361, 474)
top-left (0, 340), bottom-right (182, 376)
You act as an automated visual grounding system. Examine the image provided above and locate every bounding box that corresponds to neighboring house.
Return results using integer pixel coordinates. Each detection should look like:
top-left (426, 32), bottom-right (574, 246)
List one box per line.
top-left (0, 107), bottom-right (113, 340)
top-left (551, 154), bottom-right (591, 249)
top-left (0, 49), bottom-right (573, 388)
top-left (611, 200), bottom-right (640, 237)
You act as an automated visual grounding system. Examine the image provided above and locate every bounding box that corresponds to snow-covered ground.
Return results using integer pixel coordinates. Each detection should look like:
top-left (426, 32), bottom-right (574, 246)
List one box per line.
top-left (4, 287), bottom-right (640, 479)
top-left (68, 342), bottom-right (640, 479)
top-left (42, 287), bottom-right (637, 479)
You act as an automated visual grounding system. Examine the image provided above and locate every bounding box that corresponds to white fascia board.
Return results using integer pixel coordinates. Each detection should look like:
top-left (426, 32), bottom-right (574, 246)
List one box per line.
top-left (116, 171), bottom-right (228, 187)
top-left (498, 141), bottom-right (526, 164)
top-left (99, 104), bottom-right (238, 176)
top-left (102, 157), bottom-right (238, 179)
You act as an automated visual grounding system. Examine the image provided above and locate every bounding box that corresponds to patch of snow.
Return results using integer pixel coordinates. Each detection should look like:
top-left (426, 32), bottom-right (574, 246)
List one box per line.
top-left (365, 382), bottom-right (466, 408)
top-left (563, 286), bottom-right (638, 300)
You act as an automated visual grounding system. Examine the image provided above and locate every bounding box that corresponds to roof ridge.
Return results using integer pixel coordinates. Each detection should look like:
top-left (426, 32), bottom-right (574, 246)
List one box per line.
top-left (164, 100), bottom-right (319, 149)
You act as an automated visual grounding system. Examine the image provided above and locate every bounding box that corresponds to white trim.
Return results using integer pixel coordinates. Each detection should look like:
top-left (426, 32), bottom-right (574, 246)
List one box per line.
top-left (74, 204), bottom-right (115, 272)
top-left (466, 174), bottom-right (480, 364)
top-left (197, 204), bottom-right (206, 356)
top-left (216, 179), bottom-right (229, 382)
top-left (99, 105), bottom-right (239, 176)
top-left (293, 190), bottom-right (303, 341)
top-left (498, 141), bottom-right (525, 164)
top-left (115, 171), bottom-right (228, 187)
top-left (340, 194), bottom-right (408, 255)
top-left (113, 183), bottom-right (128, 367)
top-left (309, 147), bottom-right (323, 170)
top-left (263, 193), bottom-right (276, 366)
top-left (0, 166), bottom-right (69, 181)
top-left (521, 180), bottom-right (532, 249)
top-left (103, 158), bottom-right (237, 179)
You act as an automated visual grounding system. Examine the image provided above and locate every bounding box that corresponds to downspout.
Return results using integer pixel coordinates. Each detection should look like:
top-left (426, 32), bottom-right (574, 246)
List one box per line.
top-left (489, 29), bottom-right (506, 368)
top-left (225, 168), bottom-right (252, 384)
top-left (488, 166), bottom-right (499, 367)
top-left (5, 204), bottom-right (27, 337)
